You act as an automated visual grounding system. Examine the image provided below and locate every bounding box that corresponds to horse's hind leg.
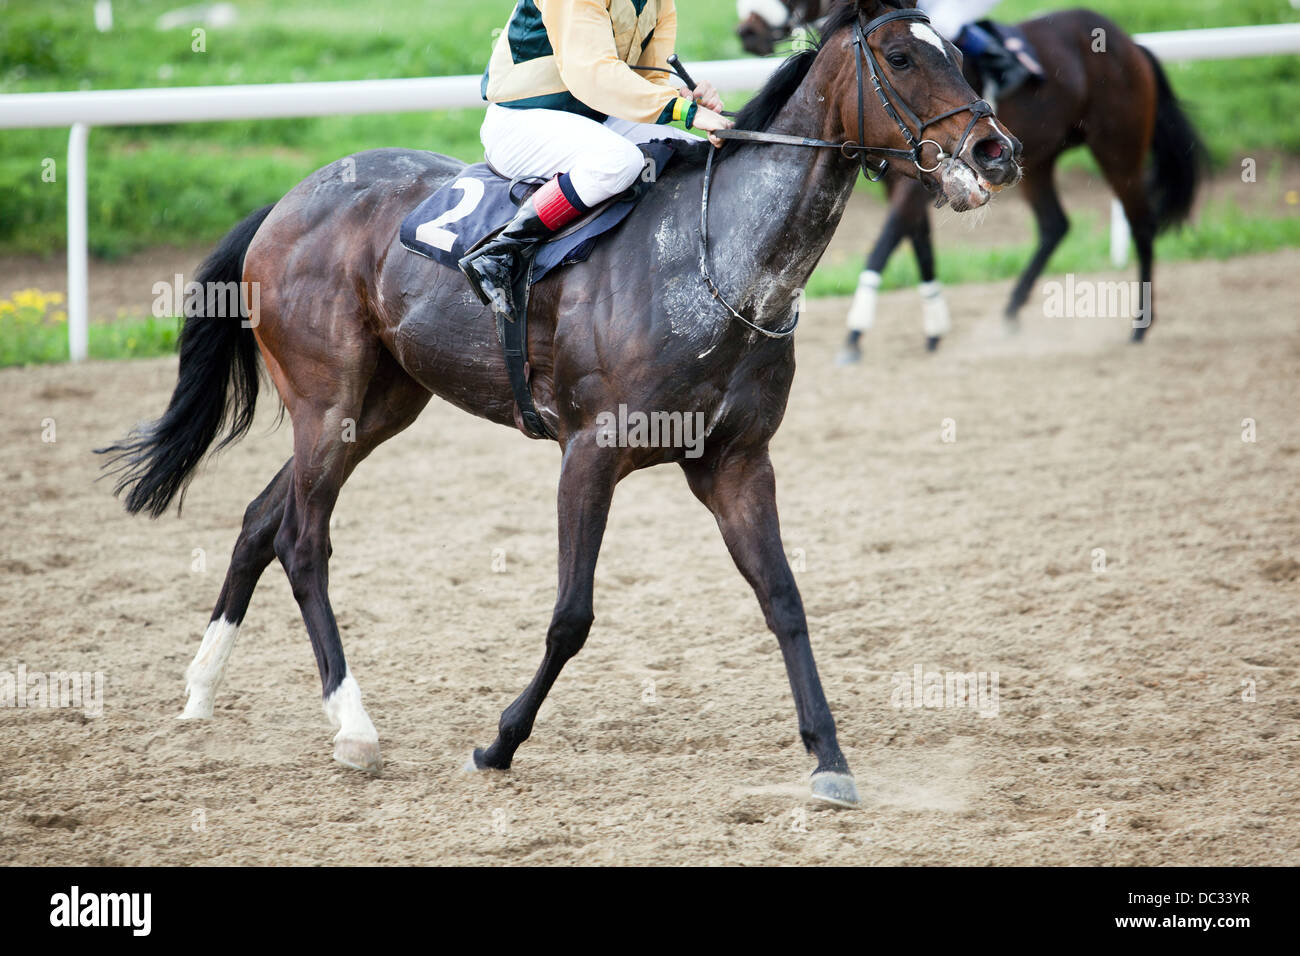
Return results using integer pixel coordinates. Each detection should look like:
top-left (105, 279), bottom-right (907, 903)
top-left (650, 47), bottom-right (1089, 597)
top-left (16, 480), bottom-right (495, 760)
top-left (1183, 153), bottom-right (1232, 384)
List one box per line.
top-left (1090, 143), bottom-right (1158, 342)
top-left (272, 350), bottom-right (431, 773)
top-left (681, 447), bottom-right (857, 807)
top-left (467, 435), bottom-right (618, 771)
top-left (178, 458), bottom-right (292, 718)
top-left (179, 342), bottom-right (430, 768)
top-left (1004, 162), bottom-right (1069, 327)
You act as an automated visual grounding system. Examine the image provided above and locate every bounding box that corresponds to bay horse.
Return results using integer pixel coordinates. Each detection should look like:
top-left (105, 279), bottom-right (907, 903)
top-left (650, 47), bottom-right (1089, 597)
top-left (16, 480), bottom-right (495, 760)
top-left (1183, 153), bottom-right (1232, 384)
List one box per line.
top-left (99, 0), bottom-right (1020, 806)
top-left (836, 7), bottom-right (1208, 355)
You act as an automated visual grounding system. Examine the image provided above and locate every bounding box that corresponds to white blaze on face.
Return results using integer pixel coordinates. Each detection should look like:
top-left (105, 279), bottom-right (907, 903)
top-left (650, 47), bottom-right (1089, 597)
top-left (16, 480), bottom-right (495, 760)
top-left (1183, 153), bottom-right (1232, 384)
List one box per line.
top-left (909, 22), bottom-right (949, 59)
top-left (737, 0), bottom-right (790, 28)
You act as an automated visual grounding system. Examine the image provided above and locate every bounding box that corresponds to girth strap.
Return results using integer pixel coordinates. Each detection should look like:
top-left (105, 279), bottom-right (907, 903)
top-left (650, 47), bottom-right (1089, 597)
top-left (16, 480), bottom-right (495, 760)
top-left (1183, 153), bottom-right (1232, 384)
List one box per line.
top-left (498, 260), bottom-right (555, 440)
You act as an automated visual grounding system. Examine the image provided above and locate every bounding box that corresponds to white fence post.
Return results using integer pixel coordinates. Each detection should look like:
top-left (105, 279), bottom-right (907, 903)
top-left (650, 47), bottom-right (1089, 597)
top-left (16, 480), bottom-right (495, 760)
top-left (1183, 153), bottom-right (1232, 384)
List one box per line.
top-left (1109, 198), bottom-right (1131, 269)
top-left (0, 22), bottom-right (1296, 360)
top-left (67, 122), bottom-right (90, 363)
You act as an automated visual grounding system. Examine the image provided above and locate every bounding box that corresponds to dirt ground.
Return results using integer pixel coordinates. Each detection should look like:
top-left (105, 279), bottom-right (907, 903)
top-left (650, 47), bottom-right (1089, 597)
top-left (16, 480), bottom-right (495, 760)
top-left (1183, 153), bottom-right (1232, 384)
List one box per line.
top-left (2, 235), bottom-right (1298, 864)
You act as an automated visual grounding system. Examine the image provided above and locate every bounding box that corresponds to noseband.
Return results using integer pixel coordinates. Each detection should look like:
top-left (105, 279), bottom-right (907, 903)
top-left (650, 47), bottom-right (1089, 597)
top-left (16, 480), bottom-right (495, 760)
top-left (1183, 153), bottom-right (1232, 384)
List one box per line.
top-left (702, 7), bottom-right (993, 339)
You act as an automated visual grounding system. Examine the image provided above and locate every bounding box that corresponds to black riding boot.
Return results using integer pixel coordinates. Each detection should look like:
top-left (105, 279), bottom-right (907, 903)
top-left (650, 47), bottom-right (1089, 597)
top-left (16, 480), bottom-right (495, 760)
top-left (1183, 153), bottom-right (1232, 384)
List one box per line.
top-left (458, 197), bottom-right (553, 316)
top-left (980, 46), bottom-right (1031, 100)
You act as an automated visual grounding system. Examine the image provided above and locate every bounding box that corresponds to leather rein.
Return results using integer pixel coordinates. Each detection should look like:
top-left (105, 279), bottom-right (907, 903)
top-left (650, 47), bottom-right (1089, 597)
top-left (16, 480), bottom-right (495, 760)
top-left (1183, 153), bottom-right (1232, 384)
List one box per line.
top-left (700, 7), bottom-right (993, 340)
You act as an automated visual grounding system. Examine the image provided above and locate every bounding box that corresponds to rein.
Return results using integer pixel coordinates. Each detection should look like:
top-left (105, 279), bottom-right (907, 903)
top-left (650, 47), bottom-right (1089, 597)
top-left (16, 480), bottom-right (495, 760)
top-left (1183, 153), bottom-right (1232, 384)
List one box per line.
top-left (698, 7), bottom-right (992, 339)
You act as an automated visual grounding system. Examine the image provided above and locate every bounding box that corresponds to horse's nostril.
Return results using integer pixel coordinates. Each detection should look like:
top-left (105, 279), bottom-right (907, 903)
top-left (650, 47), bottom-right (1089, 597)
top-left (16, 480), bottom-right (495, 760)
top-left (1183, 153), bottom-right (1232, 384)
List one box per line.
top-left (976, 140), bottom-right (1005, 163)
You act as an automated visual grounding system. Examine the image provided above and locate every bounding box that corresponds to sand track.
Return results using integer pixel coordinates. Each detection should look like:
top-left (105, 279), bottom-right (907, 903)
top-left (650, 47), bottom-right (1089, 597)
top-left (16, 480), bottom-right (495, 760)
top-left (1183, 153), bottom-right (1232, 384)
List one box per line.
top-left (1, 250), bottom-right (1297, 865)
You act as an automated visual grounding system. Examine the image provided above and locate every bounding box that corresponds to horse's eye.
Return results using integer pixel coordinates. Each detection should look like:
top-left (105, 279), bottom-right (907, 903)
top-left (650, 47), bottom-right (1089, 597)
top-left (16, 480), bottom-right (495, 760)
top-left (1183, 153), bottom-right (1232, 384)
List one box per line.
top-left (887, 53), bottom-right (909, 70)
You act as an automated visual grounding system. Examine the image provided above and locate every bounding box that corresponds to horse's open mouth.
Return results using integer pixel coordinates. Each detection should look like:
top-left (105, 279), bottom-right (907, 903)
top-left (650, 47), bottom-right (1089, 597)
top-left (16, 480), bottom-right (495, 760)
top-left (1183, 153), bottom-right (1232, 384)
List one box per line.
top-left (932, 158), bottom-right (999, 213)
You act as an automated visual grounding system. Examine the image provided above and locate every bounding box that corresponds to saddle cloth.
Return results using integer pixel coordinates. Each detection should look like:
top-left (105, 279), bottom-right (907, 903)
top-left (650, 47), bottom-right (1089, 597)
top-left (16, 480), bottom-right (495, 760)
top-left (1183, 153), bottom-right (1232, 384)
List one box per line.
top-left (400, 140), bottom-right (678, 284)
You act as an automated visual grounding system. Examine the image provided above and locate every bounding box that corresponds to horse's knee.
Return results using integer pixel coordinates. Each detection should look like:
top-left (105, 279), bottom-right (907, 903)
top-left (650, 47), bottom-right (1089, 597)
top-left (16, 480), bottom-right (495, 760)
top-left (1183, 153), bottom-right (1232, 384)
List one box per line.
top-left (764, 585), bottom-right (805, 636)
top-left (546, 606), bottom-right (594, 660)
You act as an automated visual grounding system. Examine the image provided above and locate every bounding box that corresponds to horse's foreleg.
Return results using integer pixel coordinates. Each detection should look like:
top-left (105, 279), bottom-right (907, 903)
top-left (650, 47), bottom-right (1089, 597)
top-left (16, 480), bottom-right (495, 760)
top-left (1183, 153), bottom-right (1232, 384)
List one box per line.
top-left (468, 435), bottom-right (617, 772)
top-left (682, 449), bottom-right (858, 807)
top-left (178, 458), bottom-right (293, 719)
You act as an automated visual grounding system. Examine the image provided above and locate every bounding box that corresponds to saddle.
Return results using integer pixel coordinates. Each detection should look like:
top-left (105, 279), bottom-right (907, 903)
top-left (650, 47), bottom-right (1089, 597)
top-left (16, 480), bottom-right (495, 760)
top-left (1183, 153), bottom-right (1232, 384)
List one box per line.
top-left (400, 139), bottom-right (679, 439)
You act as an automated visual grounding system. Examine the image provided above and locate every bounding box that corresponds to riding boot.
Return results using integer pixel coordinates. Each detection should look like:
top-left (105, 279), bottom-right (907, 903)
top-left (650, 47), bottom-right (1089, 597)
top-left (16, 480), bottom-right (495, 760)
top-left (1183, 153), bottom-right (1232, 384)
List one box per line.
top-left (459, 175), bottom-right (586, 316)
top-left (981, 47), bottom-right (1032, 99)
top-left (956, 23), bottom-right (1032, 100)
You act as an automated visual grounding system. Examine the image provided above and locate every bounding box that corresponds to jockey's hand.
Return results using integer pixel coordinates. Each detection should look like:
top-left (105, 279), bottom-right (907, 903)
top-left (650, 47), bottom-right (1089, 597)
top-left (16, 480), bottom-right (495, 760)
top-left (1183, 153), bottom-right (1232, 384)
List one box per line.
top-left (680, 81), bottom-right (723, 114)
top-left (691, 107), bottom-right (734, 149)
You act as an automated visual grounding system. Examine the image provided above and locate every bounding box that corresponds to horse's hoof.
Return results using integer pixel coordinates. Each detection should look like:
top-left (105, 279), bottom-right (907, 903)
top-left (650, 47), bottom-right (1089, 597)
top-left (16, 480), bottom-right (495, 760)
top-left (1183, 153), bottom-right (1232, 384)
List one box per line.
top-left (333, 736), bottom-right (383, 774)
top-left (176, 689), bottom-right (213, 720)
top-left (835, 346), bottom-right (861, 366)
top-left (1003, 316), bottom-right (1021, 336)
top-left (1130, 328), bottom-right (1146, 344)
top-left (925, 335), bottom-right (941, 352)
top-left (810, 771), bottom-right (861, 808)
top-left (461, 747), bottom-right (495, 773)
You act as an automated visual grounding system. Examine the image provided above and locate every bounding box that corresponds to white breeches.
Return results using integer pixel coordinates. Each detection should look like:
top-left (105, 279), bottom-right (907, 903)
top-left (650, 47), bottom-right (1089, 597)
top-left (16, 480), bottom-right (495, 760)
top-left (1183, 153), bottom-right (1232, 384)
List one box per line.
top-left (480, 103), bottom-right (698, 208)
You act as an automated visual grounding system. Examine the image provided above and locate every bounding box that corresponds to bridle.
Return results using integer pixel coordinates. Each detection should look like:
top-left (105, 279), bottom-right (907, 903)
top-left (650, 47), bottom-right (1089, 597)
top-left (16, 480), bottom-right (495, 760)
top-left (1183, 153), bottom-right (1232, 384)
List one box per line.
top-left (701, 7), bottom-right (994, 339)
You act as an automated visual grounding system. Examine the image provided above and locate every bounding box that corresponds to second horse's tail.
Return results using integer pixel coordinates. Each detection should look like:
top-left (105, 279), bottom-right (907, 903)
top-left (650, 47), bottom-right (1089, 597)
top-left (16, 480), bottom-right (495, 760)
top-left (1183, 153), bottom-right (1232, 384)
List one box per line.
top-left (1141, 46), bottom-right (1209, 232)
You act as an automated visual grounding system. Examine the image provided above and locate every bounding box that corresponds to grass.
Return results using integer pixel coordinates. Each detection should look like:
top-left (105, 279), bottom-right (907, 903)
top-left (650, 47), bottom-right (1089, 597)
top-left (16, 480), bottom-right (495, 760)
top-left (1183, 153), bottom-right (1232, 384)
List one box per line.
top-left (1, 0), bottom-right (1298, 365)
top-left (0, 288), bottom-right (178, 365)
top-left (1, 0), bottom-right (1298, 257)
top-left (806, 196), bottom-right (1300, 297)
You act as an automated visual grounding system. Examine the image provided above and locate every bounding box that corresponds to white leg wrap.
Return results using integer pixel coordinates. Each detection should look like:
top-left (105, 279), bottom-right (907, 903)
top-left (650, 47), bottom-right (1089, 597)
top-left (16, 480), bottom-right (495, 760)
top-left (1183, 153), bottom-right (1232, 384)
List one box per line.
top-left (179, 617), bottom-right (240, 719)
top-left (846, 270), bottom-right (882, 331)
top-left (920, 280), bottom-right (952, 338)
top-left (323, 670), bottom-right (379, 746)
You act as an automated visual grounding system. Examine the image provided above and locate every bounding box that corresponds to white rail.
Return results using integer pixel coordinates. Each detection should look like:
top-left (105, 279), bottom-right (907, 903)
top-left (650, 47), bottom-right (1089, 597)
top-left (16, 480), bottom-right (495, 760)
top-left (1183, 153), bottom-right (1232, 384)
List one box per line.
top-left (1, 23), bottom-right (1298, 359)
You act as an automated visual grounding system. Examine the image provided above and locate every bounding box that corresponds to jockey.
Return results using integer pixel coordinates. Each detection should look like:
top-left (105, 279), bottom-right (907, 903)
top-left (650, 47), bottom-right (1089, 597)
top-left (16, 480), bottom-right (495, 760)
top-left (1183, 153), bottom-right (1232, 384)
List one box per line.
top-left (461, 0), bottom-right (732, 316)
top-left (921, 0), bottom-right (1039, 99)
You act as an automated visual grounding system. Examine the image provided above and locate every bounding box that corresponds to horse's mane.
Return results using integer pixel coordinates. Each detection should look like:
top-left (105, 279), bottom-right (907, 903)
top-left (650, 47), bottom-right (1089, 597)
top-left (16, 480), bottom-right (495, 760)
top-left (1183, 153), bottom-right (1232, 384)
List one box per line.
top-left (667, 0), bottom-right (907, 167)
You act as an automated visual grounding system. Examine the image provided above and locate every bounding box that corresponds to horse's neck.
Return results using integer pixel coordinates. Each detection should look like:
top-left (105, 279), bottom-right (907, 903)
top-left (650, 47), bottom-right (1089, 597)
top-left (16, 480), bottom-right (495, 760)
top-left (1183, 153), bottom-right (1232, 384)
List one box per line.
top-left (709, 78), bottom-right (861, 324)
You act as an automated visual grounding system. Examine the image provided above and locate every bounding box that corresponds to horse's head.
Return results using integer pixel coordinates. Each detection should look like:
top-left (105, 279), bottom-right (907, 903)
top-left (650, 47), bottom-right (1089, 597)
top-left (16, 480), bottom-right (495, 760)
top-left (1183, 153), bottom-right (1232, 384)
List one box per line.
top-left (828, 0), bottom-right (1022, 210)
top-left (736, 0), bottom-right (798, 56)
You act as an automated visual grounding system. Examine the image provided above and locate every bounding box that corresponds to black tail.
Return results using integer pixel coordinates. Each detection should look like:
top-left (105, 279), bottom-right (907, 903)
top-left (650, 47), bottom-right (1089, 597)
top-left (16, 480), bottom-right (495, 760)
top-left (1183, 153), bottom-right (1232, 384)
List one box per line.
top-left (1141, 46), bottom-right (1209, 232)
top-left (98, 204), bottom-right (276, 517)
